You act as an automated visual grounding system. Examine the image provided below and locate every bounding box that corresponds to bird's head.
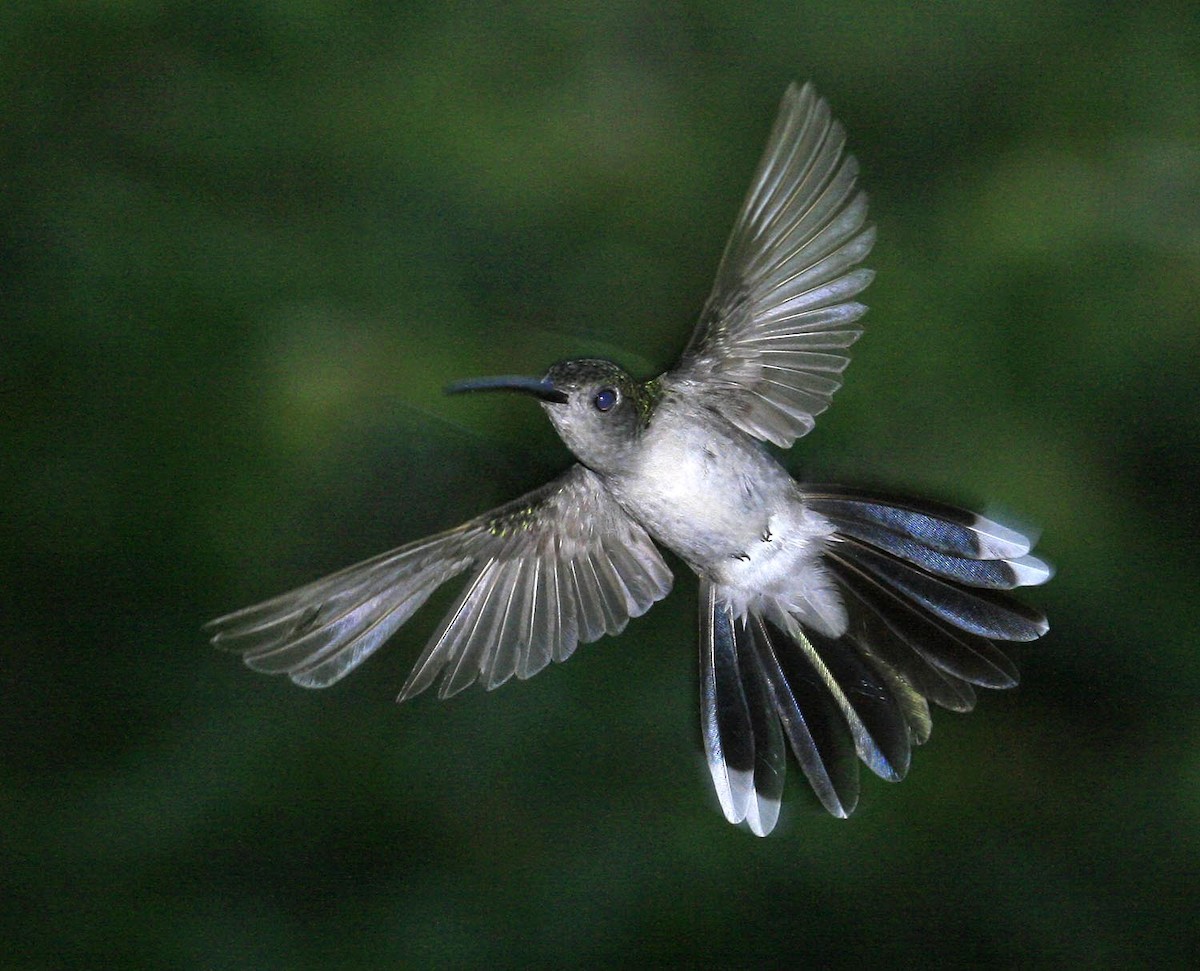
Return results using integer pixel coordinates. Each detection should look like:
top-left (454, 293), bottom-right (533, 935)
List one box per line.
top-left (447, 358), bottom-right (652, 474)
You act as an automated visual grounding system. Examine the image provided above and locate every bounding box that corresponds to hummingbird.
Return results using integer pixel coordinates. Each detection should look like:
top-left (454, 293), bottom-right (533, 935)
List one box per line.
top-left (208, 83), bottom-right (1051, 835)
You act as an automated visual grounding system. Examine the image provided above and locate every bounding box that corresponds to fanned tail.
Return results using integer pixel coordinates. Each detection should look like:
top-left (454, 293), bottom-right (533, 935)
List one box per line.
top-left (700, 489), bottom-right (1050, 834)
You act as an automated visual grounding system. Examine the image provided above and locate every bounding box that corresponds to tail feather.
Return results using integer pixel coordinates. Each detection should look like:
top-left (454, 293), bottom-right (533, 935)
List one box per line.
top-left (737, 628), bottom-right (786, 836)
top-left (699, 583), bottom-right (756, 825)
top-left (748, 614), bottom-right (859, 818)
top-left (832, 538), bottom-right (1048, 642)
top-left (828, 548), bottom-right (1022, 689)
top-left (837, 578), bottom-right (979, 713)
top-left (807, 488), bottom-right (1040, 560)
top-left (829, 517), bottom-right (1050, 589)
top-left (799, 620), bottom-right (913, 781)
top-left (698, 581), bottom-right (785, 835)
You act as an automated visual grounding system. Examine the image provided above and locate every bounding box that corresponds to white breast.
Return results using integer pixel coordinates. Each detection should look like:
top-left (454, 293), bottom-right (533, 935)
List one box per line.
top-left (610, 406), bottom-right (847, 637)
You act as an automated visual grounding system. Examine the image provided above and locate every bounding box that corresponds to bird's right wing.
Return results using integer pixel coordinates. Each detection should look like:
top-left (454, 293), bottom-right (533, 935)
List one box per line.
top-left (207, 464), bottom-right (673, 699)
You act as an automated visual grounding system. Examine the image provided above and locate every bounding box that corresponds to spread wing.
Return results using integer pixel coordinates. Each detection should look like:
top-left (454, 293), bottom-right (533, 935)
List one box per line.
top-left (664, 82), bottom-right (875, 448)
top-left (207, 465), bottom-right (673, 699)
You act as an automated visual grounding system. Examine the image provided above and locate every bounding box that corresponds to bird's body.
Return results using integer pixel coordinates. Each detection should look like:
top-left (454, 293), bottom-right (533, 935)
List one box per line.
top-left (209, 83), bottom-right (1051, 835)
top-left (608, 398), bottom-right (844, 635)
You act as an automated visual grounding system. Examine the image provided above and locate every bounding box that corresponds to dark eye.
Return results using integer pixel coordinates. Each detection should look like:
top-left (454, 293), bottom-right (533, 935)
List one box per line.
top-left (593, 388), bottom-right (617, 412)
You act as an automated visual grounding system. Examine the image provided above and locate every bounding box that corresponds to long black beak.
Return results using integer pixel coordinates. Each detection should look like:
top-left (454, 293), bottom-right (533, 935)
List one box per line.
top-left (444, 375), bottom-right (568, 404)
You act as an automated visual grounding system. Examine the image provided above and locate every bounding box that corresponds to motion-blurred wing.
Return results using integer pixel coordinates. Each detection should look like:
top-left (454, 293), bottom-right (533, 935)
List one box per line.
top-left (664, 82), bottom-right (875, 448)
top-left (207, 465), bottom-right (673, 699)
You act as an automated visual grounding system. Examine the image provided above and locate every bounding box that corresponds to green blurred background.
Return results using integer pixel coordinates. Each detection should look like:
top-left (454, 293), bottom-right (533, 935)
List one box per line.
top-left (4, 1), bottom-right (1198, 967)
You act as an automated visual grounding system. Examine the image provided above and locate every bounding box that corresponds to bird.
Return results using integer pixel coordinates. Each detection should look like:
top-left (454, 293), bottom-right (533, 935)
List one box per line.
top-left (207, 82), bottom-right (1051, 836)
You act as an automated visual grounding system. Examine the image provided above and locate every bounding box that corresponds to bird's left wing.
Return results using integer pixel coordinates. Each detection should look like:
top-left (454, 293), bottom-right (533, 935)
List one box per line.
top-left (207, 464), bottom-right (673, 699)
top-left (663, 83), bottom-right (875, 448)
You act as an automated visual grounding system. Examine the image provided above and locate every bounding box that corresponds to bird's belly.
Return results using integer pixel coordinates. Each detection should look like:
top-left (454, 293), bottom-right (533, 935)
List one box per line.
top-left (610, 423), bottom-right (845, 633)
top-left (611, 429), bottom-right (811, 570)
